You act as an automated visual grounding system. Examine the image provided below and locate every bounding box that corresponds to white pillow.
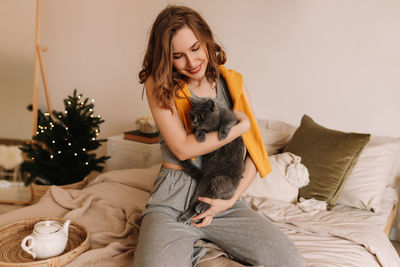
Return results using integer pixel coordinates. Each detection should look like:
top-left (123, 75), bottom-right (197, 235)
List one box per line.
top-left (337, 136), bottom-right (400, 213)
top-left (257, 119), bottom-right (296, 155)
top-left (243, 152), bottom-right (309, 203)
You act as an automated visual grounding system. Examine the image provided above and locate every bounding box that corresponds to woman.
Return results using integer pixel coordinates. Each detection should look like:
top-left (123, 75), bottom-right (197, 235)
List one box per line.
top-left (132, 5), bottom-right (305, 267)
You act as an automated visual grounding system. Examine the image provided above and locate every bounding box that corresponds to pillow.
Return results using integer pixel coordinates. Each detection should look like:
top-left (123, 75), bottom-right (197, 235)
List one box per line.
top-left (257, 118), bottom-right (297, 155)
top-left (337, 136), bottom-right (400, 212)
top-left (284, 114), bottom-right (370, 208)
top-left (243, 152), bottom-right (309, 203)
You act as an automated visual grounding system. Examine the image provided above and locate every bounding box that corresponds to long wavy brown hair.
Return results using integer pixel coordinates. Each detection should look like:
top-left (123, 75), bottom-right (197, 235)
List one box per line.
top-left (139, 5), bottom-right (226, 110)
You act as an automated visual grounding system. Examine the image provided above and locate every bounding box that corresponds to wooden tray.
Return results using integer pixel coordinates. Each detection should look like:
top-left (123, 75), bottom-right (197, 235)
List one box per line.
top-left (0, 218), bottom-right (89, 267)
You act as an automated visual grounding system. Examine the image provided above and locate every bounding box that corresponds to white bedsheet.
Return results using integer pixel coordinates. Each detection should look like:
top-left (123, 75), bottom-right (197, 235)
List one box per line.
top-left (242, 195), bottom-right (400, 267)
top-left (332, 186), bottom-right (398, 232)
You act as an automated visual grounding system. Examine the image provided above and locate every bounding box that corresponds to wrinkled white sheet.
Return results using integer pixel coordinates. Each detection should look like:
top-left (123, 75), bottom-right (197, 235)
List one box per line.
top-left (242, 195), bottom-right (400, 267)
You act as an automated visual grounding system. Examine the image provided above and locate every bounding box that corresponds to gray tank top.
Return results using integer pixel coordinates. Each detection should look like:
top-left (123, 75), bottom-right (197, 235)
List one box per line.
top-left (159, 76), bottom-right (233, 167)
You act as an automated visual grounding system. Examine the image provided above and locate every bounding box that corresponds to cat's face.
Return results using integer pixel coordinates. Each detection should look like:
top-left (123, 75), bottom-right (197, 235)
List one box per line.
top-left (189, 98), bottom-right (219, 130)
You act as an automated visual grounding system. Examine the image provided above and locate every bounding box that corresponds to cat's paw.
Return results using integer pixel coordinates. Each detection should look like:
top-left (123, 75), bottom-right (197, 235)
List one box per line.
top-left (178, 212), bottom-right (194, 224)
top-left (195, 132), bottom-right (206, 142)
top-left (218, 129), bottom-right (229, 140)
top-left (195, 202), bottom-right (210, 214)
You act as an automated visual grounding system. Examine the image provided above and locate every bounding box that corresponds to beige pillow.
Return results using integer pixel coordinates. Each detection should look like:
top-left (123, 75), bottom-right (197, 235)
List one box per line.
top-left (257, 118), bottom-right (296, 155)
top-left (284, 115), bottom-right (370, 208)
top-left (243, 152), bottom-right (309, 203)
top-left (337, 136), bottom-right (400, 212)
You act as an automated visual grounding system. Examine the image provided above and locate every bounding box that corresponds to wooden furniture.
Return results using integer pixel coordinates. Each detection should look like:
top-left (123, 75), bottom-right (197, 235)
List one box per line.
top-left (386, 203), bottom-right (398, 237)
top-left (107, 135), bottom-right (161, 171)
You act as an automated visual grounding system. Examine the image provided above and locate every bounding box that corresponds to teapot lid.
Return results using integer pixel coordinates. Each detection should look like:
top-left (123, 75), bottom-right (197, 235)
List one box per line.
top-left (33, 220), bottom-right (62, 235)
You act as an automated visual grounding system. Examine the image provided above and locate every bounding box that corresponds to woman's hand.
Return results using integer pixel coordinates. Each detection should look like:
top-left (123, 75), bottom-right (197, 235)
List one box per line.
top-left (233, 110), bottom-right (250, 135)
top-left (190, 197), bottom-right (236, 228)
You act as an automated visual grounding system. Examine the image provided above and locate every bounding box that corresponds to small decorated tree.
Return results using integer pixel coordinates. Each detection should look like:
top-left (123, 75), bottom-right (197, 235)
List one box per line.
top-left (20, 89), bottom-right (110, 186)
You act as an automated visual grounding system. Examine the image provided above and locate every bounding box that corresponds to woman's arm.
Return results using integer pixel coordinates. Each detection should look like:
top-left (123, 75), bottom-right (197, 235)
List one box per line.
top-left (145, 77), bottom-right (250, 160)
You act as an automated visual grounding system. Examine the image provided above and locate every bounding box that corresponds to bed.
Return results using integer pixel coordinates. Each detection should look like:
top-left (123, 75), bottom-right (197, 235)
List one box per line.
top-left (0, 115), bottom-right (400, 267)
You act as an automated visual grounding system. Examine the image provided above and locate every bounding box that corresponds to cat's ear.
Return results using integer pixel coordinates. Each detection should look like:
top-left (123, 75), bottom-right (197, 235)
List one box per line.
top-left (206, 99), bottom-right (215, 111)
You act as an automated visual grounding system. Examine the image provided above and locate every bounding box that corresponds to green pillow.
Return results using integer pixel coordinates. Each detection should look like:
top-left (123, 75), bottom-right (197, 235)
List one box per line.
top-left (284, 115), bottom-right (370, 208)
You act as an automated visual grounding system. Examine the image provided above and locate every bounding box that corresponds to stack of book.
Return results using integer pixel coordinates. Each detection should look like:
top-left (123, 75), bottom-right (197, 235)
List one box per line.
top-left (123, 130), bottom-right (160, 144)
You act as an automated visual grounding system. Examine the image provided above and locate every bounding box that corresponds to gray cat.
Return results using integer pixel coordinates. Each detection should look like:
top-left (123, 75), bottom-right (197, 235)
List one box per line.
top-left (178, 98), bottom-right (245, 223)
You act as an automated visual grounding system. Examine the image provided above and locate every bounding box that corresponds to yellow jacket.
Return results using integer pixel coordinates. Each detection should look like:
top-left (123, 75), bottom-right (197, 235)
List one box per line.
top-left (174, 65), bottom-right (271, 177)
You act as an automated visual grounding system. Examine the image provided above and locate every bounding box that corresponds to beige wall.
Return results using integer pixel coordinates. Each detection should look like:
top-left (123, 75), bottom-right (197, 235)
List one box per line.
top-left (35, 0), bottom-right (400, 139)
top-left (0, 0), bottom-right (35, 140)
top-left (0, 79), bottom-right (32, 139)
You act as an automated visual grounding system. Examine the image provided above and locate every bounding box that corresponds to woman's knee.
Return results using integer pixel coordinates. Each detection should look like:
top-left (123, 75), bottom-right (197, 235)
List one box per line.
top-left (132, 212), bottom-right (199, 267)
top-left (249, 235), bottom-right (305, 267)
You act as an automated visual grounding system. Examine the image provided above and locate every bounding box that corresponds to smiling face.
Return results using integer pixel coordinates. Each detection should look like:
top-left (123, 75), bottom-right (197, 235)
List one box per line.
top-left (171, 26), bottom-right (209, 83)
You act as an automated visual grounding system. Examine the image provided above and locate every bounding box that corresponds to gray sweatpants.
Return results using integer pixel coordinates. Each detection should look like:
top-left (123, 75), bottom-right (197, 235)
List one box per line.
top-left (132, 167), bottom-right (305, 267)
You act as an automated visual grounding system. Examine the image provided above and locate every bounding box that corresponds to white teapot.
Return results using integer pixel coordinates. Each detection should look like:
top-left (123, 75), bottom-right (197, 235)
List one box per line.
top-left (21, 220), bottom-right (71, 259)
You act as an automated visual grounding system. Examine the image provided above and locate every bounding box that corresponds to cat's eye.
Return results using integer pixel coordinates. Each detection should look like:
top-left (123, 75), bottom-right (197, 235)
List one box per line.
top-left (197, 114), bottom-right (203, 120)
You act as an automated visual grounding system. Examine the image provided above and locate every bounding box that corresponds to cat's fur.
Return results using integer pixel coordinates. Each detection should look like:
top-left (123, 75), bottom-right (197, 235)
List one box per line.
top-left (178, 98), bottom-right (245, 223)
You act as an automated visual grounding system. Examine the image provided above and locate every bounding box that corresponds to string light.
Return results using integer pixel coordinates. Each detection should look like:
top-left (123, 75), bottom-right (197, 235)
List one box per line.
top-left (58, 151), bottom-right (61, 154)
top-left (68, 143), bottom-right (71, 146)
top-left (82, 148), bottom-right (86, 151)
top-left (50, 155), bottom-right (54, 159)
top-left (74, 153), bottom-right (77, 156)
top-left (52, 140), bottom-right (55, 144)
